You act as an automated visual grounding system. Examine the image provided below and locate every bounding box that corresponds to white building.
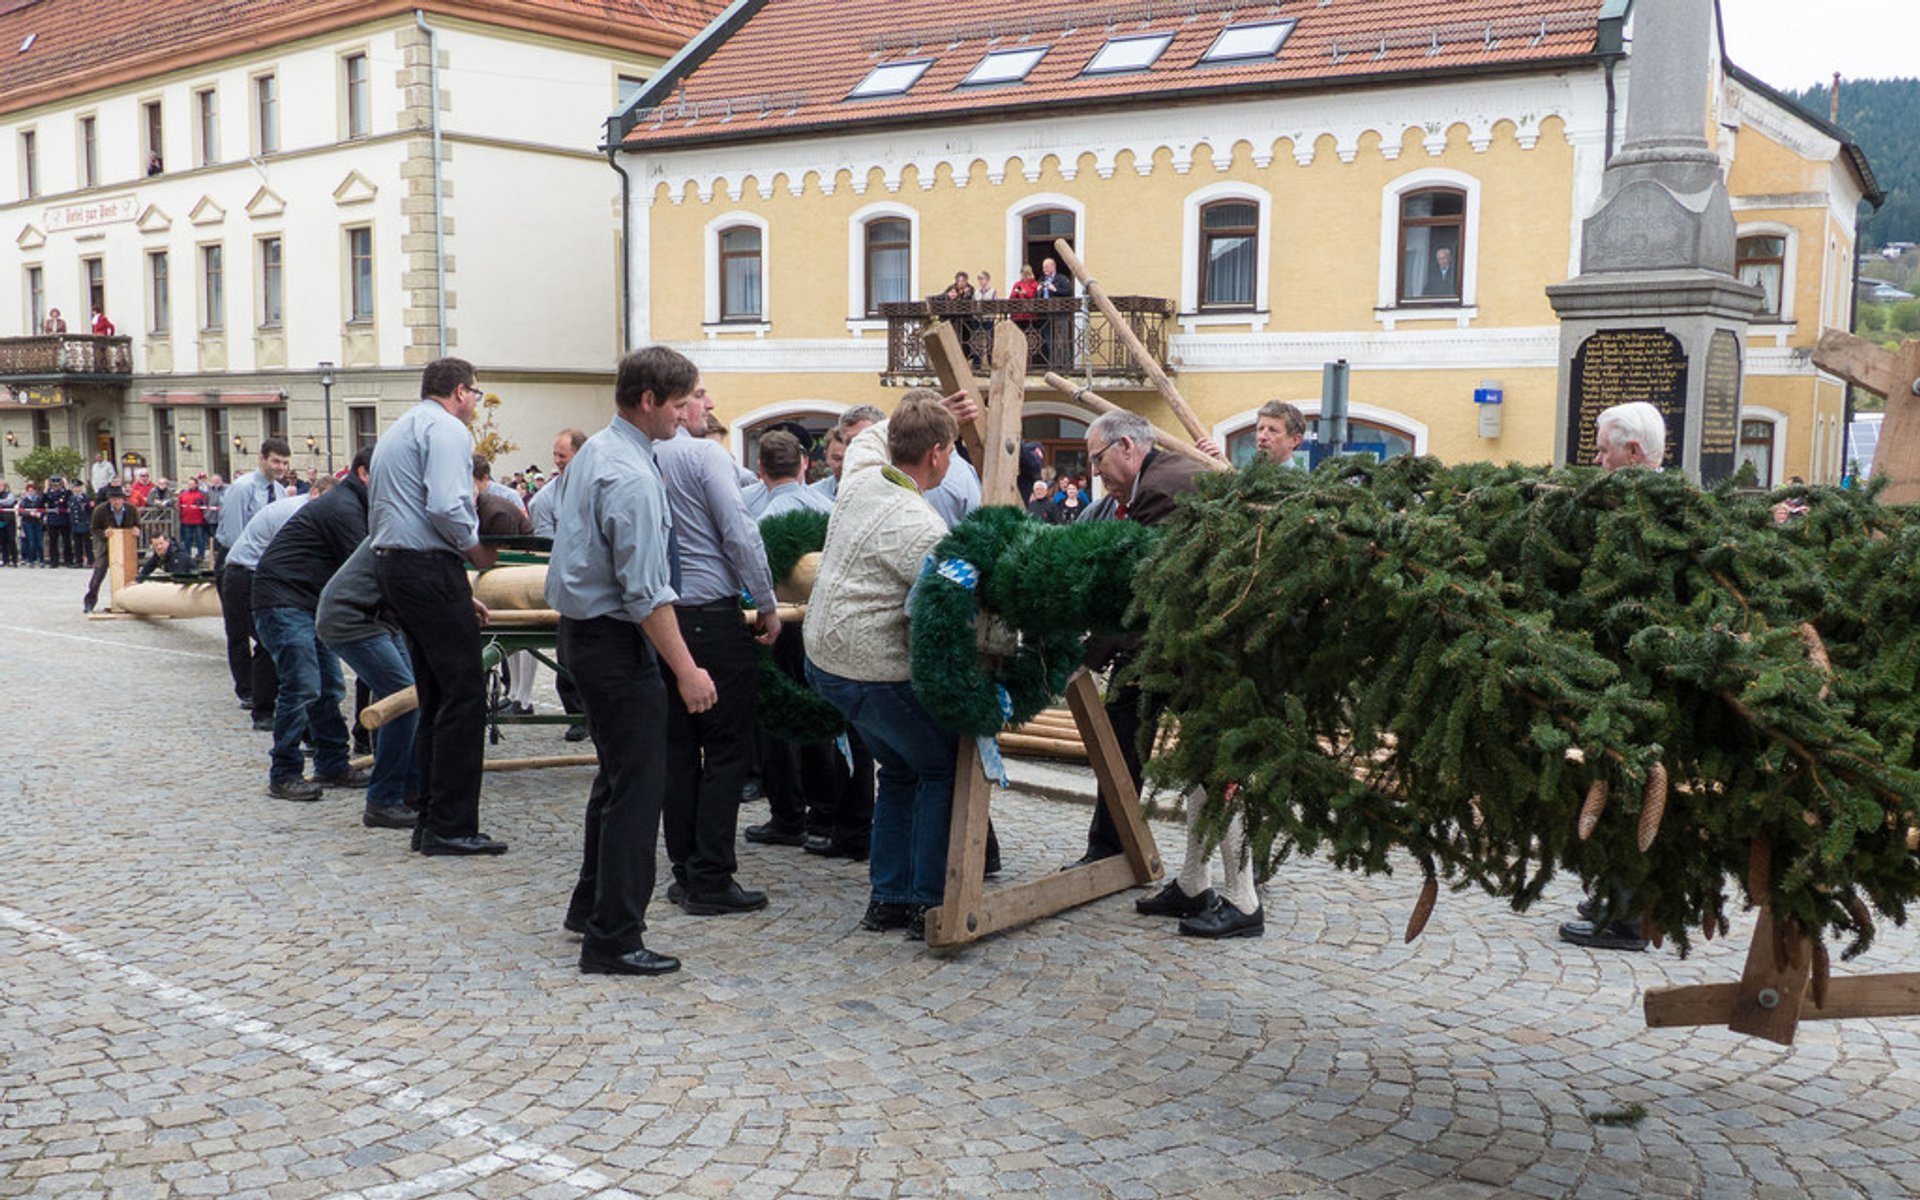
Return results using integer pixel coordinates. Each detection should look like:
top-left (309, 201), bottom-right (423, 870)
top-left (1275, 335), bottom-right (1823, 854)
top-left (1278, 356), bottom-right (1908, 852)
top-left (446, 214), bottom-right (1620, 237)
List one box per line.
top-left (1, 0), bottom-right (719, 486)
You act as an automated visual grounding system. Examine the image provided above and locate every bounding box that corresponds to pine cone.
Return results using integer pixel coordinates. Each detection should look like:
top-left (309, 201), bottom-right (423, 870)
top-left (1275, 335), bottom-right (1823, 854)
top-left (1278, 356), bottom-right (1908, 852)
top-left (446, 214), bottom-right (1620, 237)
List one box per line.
top-left (1844, 892), bottom-right (1874, 940)
top-left (1404, 874), bottom-right (1438, 943)
top-left (1637, 764), bottom-right (1669, 853)
top-left (1577, 778), bottom-right (1608, 841)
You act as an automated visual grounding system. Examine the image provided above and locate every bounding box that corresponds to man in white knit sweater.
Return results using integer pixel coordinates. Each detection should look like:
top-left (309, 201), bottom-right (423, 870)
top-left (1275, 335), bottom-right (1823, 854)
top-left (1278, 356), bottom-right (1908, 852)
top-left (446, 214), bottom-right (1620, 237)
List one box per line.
top-left (803, 390), bottom-right (960, 941)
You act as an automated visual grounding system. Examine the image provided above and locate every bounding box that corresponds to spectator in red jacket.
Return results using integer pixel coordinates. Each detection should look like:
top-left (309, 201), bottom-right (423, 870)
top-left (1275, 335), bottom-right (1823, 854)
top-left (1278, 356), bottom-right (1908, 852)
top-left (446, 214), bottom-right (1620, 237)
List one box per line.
top-left (90, 306), bottom-right (115, 337)
top-left (177, 479), bottom-right (210, 562)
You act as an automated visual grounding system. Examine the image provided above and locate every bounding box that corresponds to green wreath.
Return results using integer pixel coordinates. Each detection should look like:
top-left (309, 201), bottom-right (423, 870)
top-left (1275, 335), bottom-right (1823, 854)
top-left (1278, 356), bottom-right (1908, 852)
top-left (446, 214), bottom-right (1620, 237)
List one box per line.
top-left (909, 508), bottom-right (1161, 737)
top-left (755, 509), bottom-right (845, 744)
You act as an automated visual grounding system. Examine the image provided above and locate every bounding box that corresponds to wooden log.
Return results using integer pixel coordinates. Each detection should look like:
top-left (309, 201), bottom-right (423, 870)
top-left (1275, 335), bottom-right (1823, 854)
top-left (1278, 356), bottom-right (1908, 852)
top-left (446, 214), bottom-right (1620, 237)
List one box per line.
top-left (361, 686), bottom-right (418, 730)
top-left (773, 552), bottom-right (820, 605)
top-left (470, 564), bottom-right (549, 610)
top-left (480, 609), bottom-right (561, 627)
top-left (927, 741), bottom-right (995, 947)
top-left (921, 320), bottom-right (988, 464)
top-left (980, 320), bottom-right (1029, 509)
top-left (742, 604), bottom-right (807, 625)
top-left (997, 732), bottom-right (1091, 760)
top-left (1647, 971), bottom-right (1920, 1028)
top-left (1043, 372), bottom-right (1229, 473)
top-left (1810, 332), bottom-right (1920, 505)
top-left (1051, 237), bottom-right (1213, 449)
top-left (483, 754), bottom-right (597, 772)
top-left (109, 580), bottom-right (224, 619)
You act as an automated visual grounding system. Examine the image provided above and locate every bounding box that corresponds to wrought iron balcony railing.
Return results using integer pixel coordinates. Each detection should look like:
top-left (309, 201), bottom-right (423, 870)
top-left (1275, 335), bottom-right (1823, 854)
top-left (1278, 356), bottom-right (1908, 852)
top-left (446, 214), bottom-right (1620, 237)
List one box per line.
top-left (0, 334), bottom-right (134, 381)
top-left (880, 296), bottom-right (1174, 384)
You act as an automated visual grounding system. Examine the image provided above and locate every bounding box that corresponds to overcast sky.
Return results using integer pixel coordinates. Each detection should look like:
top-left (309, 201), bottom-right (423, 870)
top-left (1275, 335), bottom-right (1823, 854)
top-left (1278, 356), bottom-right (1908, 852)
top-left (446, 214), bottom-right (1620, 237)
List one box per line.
top-left (1717, 0), bottom-right (1919, 92)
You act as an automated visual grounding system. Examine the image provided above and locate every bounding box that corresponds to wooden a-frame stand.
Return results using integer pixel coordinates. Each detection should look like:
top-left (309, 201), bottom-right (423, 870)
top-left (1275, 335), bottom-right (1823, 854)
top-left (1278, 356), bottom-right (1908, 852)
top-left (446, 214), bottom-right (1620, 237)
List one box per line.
top-left (1644, 331), bottom-right (1920, 1045)
top-left (918, 316), bottom-right (1164, 949)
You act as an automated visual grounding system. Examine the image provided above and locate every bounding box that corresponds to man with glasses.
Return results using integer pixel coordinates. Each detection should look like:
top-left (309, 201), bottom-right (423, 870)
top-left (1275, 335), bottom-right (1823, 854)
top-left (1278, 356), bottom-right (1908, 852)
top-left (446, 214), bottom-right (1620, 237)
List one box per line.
top-left (369, 359), bottom-right (504, 856)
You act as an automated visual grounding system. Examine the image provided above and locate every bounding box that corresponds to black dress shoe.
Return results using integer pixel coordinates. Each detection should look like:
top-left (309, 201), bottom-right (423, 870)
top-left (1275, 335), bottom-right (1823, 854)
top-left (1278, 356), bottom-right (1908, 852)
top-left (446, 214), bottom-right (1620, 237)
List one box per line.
top-left (563, 913), bottom-right (587, 935)
top-left (563, 723), bottom-right (589, 743)
top-left (580, 944), bottom-right (681, 976)
top-left (362, 805), bottom-right (420, 829)
top-left (1558, 918), bottom-right (1648, 951)
top-left (1136, 881), bottom-right (1216, 918)
top-left (904, 905), bottom-right (930, 941)
top-left (418, 832), bottom-right (509, 856)
top-left (1179, 898), bottom-right (1265, 939)
top-left (744, 821), bottom-right (806, 847)
top-left (801, 833), bottom-right (837, 856)
top-left (1058, 849), bottom-right (1113, 871)
top-left (314, 768), bottom-right (371, 789)
top-left (860, 900), bottom-right (913, 931)
top-left (680, 881), bottom-right (769, 915)
top-left (268, 778), bottom-right (324, 802)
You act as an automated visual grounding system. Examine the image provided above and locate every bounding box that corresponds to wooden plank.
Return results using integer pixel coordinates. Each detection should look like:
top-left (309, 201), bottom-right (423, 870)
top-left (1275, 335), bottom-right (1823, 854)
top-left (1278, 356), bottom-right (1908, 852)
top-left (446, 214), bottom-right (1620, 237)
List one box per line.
top-left (484, 754), bottom-right (598, 773)
top-left (1812, 329), bottom-right (1908, 400)
top-left (1645, 972), bottom-right (1920, 1028)
top-left (1065, 668), bottom-right (1163, 882)
top-left (1868, 344), bottom-right (1920, 507)
top-left (926, 742), bottom-right (994, 948)
top-left (1728, 909), bottom-right (1813, 1045)
top-left (964, 854), bottom-right (1142, 940)
top-left (997, 732), bottom-right (1090, 760)
top-left (921, 320), bottom-right (988, 464)
top-left (361, 686), bottom-right (419, 729)
top-left (980, 320), bottom-right (1029, 509)
top-left (1051, 237), bottom-right (1212, 449)
top-left (106, 526), bottom-right (138, 604)
top-left (1042, 372), bottom-right (1229, 473)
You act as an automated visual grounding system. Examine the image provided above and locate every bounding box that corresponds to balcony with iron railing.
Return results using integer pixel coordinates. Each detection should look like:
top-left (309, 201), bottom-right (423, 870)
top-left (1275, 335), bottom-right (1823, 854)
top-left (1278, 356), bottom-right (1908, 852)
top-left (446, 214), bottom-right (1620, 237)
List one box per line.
top-left (0, 334), bottom-right (135, 383)
top-left (880, 296), bottom-right (1174, 387)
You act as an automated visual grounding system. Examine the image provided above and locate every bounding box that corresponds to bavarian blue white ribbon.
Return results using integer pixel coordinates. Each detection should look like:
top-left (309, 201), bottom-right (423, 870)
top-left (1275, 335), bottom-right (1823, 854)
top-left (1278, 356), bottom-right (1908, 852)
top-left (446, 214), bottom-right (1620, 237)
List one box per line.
top-left (936, 557), bottom-right (980, 590)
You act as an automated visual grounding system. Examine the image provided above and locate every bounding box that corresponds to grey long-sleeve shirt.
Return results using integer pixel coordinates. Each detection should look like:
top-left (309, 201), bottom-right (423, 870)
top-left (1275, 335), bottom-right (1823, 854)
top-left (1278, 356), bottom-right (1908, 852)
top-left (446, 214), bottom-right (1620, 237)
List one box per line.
top-left (368, 399), bottom-right (479, 554)
top-left (213, 469), bottom-right (288, 548)
top-left (226, 494), bottom-right (309, 570)
top-left (543, 416), bottom-right (677, 626)
top-left (654, 428), bottom-right (776, 609)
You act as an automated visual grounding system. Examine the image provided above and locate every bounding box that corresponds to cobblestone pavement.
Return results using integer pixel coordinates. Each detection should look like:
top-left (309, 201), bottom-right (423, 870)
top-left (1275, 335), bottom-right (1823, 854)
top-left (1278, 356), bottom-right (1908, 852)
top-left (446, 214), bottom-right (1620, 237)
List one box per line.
top-left (4, 568), bottom-right (1920, 1200)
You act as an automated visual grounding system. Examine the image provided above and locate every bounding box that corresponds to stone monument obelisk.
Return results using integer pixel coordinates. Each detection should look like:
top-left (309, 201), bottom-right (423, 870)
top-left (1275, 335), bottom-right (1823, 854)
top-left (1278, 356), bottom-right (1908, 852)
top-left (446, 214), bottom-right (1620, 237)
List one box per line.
top-left (1548, 0), bottom-right (1760, 482)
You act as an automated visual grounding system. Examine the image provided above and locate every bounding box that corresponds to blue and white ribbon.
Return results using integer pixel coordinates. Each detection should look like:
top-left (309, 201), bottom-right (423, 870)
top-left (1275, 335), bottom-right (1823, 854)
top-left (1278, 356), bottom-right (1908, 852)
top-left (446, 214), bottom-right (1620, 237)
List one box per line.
top-left (936, 557), bottom-right (980, 591)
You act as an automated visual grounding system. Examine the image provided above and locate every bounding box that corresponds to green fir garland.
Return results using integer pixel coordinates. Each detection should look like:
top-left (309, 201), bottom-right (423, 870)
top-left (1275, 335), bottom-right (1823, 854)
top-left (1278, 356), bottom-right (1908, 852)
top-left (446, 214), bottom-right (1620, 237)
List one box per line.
top-left (1128, 455), bottom-right (1920, 957)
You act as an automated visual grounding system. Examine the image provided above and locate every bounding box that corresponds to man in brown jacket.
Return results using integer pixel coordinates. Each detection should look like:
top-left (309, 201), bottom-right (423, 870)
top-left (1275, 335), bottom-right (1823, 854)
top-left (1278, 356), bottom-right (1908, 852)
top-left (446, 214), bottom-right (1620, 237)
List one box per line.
top-left (82, 486), bottom-right (143, 613)
top-left (1070, 410), bottom-right (1206, 869)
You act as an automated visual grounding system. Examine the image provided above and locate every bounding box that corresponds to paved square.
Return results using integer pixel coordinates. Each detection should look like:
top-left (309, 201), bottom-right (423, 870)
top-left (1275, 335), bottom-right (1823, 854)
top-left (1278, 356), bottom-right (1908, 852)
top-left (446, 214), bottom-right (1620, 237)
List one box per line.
top-left (3, 569), bottom-right (1919, 1199)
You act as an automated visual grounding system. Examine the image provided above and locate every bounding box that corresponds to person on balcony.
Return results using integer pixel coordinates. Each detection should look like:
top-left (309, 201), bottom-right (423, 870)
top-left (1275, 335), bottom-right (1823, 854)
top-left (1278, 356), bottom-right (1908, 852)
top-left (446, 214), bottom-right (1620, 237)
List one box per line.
top-left (90, 306), bottom-right (115, 337)
top-left (1008, 264), bottom-right (1040, 357)
top-left (974, 271), bottom-right (997, 300)
top-left (41, 308), bottom-right (66, 334)
top-left (1036, 257), bottom-right (1075, 370)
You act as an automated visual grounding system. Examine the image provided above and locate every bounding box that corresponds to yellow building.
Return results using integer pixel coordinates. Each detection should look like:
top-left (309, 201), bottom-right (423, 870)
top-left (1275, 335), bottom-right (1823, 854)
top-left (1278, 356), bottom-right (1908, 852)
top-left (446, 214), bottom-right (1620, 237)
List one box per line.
top-left (614, 0), bottom-right (1879, 484)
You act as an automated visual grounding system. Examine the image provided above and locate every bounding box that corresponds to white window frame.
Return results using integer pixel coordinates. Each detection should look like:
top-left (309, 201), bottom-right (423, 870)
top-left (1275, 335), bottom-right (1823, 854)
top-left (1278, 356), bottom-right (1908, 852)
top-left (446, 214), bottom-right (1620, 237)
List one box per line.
top-left (341, 49), bottom-right (372, 141)
top-left (1179, 182), bottom-right (1271, 331)
top-left (76, 113), bottom-right (99, 190)
top-left (198, 241), bottom-right (226, 333)
top-left (846, 201), bottom-right (919, 332)
top-left (193, 85), bottom-right (220, 168)
top-left (703, 210), bottom-right (770, 334)
top-left (257, 235), bottom-right (285, 329)
top-left (1003, 193), bottom-right (1086, 292)
top-left (1735, 222), bottom-right (1796, 332)
top-left (1737, 405), bottom-right (1787, 488)
top-left (1376, 167), bottom-right (1481, 329)
top-left (344, 224), bottom-right (375, 324)
top-left (252, 71), bottom-right (280, 157)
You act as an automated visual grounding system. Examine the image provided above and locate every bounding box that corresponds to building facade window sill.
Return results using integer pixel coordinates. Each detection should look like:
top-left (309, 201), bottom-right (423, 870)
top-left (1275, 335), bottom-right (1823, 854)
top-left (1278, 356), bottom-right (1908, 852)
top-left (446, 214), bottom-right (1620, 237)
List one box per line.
top-left (704, 321), bottom-right (771, 339)
top-left (1374, 305), bottom-right (1478, 331)
top-left (1178, 310), bottom-right (1270, 333)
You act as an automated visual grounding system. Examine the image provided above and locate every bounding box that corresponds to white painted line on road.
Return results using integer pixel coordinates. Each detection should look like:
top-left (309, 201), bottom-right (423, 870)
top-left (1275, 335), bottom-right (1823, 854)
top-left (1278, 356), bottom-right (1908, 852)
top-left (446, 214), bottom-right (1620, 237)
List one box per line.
top-left (0, 622), bottom-right (225, 661)
top-left (0, 904), bottom-right (638, 1200)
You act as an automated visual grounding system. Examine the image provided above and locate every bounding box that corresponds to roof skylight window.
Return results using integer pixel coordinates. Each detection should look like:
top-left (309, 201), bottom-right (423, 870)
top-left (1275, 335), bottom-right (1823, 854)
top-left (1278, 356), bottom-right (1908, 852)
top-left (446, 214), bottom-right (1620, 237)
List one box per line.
top-left (963, 46), bottom-right (1048, 87)
top-left (1201, 20), bottom-right (1297, 64)
top-left (1083, 33), bottom-right (1174, 76)
top-left (848, 59), bottom-right (933, 99)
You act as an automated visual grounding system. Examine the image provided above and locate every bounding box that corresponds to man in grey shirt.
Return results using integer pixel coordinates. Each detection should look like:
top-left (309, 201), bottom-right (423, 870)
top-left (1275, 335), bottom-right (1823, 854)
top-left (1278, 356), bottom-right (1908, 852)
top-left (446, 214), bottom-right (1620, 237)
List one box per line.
top-left (653, 375), bottom-right (782, 915)
top-left (213, 438), bottom-right (292, 711)
top-left (547, 345), bottom-right (718, 977)
top-left (220, 485), bottom-right (311, 730)
top-left (318, 541), bottom-right (422, 829)
top-left (526, 428), bottom-right (586, 538)
top-left (369, 357), bottom-right (503, 857)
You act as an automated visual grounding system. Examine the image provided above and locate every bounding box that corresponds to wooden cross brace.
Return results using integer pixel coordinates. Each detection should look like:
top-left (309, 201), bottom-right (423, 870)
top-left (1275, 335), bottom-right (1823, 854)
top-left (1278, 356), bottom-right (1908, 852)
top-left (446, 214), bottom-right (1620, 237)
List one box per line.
top-left (1811, 330), bottom-right (1920, 503)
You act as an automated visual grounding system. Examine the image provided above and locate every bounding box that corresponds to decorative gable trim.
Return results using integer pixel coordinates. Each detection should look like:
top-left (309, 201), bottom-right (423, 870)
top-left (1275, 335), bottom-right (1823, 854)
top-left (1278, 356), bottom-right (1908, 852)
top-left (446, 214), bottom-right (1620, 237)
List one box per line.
top-left (188, 195), bottom-right (226, 226)
top-left (136, 205), bottom-right (172, 233)
top-left (333, 170), bottom-right (378, 206)
top-left (16, 223), bottom-right (46, 250)
top-left (245, 186), bottom-right (287, 219)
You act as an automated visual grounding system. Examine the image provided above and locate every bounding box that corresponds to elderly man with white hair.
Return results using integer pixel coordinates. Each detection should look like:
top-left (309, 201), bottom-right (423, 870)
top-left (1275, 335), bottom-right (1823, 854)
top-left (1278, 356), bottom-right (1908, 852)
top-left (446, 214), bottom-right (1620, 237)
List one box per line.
top-left (1559, 399), bottom-right (1668, 952)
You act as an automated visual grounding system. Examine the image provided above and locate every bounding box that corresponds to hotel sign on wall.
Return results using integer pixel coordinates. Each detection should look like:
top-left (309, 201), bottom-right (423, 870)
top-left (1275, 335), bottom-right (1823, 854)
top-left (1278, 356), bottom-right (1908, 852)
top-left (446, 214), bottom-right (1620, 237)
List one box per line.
top-left (45, 194), bottom-right (138, 233)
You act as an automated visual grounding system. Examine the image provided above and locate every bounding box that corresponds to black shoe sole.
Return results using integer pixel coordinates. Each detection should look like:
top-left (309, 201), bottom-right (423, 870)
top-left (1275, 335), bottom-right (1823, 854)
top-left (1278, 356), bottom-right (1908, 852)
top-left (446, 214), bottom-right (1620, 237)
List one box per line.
top-left (579, 956), bottom-right (680, 976)
top-left (680, 896), bottom-right (769, 915)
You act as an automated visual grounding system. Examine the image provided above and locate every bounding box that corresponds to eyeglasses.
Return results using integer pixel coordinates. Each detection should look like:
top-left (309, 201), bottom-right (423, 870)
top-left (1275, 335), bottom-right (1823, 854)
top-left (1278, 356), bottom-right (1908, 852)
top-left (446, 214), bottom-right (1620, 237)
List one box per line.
top-left (1088, 439), bottom-right (1119, 471)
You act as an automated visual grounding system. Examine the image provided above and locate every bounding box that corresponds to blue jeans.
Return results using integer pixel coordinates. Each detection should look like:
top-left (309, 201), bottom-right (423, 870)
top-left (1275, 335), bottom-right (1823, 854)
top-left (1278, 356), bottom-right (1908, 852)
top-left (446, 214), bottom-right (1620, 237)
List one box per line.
top-left (806, 660), bottom-right (956, 907)
top-left (254, 606), bottom-right (351, 785)
top-left (179, 524), bottom-right (209, 560)
top-left (21, 521), bottom-right (41, 564)
top-left (329, 632), bottom-right (419, 809)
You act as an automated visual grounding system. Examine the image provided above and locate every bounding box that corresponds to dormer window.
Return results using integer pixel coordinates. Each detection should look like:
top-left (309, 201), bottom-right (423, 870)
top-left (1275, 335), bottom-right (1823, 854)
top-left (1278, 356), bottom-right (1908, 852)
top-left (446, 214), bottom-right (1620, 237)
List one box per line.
top-left (963, 46), bottom-right (1047, 86)
top-left (849, 59), bottom-right (932, 99)
top-left (1201, 20), bottom-right (1296, 64)
top-left (1084, 33), bottom-right (1173, 75)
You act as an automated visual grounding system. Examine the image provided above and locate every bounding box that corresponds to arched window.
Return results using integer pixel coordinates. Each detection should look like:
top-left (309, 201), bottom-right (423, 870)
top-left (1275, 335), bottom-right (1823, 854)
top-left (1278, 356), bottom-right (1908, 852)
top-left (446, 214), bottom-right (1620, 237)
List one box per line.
top-left (864, 217), bottom-right (912, 315)
top-left (1219, 403), bottom-right (1424, 466)
top-left (1022, 208), bottom-right (1077, 280)
top-left (1020, 412), bottom-right (1090, 482)
top-left (1198, 200), bottom-right (1258, 310)
top-left (718, 225), bottom-right (762, 321)
top-left (1397, 188), bottom-right (1465, 304)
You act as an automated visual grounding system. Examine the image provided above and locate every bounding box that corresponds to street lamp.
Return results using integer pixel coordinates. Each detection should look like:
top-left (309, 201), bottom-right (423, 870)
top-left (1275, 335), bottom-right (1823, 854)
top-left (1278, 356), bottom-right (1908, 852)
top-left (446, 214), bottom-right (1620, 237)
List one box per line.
top-left (318, 361), bottom-right (335, 474)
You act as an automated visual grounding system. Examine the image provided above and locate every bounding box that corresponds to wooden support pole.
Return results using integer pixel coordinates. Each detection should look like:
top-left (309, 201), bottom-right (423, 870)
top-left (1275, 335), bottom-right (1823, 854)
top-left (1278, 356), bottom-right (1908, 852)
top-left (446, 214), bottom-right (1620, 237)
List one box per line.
top-left (1065, 668), bottom-right (1163, 882)
top-left (921, 320), bottom-right (989, 464)
top-left (980, 320), bottom-right (1029, 509)
top-left (1811, 331), bottom-right (1920, 504)
top-left (1051, 237), bottom-right (1214, 450)
top-left (361, 686), bottom-right (418, 730)
top-left (926, 742), bottom-right (995, 948)
top-left (1043, 372), bottom-right (1229, 473)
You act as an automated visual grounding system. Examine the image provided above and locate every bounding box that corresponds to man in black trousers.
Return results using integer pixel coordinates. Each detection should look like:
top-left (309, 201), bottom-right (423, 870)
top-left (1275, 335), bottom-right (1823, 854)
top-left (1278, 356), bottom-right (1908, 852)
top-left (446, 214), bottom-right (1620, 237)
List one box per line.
top-left (547, 345), bottom-right (717, 976)
top-left (368, 358), bottom-right (504, 857)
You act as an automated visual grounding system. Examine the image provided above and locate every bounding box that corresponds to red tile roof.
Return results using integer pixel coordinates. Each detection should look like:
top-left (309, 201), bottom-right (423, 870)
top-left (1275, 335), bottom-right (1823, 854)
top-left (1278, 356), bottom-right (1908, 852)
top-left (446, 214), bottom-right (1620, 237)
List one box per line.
top-left (0, 0), bottom-right (727, 115)
top-left (620, 0), bottom-right (1607, 150)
